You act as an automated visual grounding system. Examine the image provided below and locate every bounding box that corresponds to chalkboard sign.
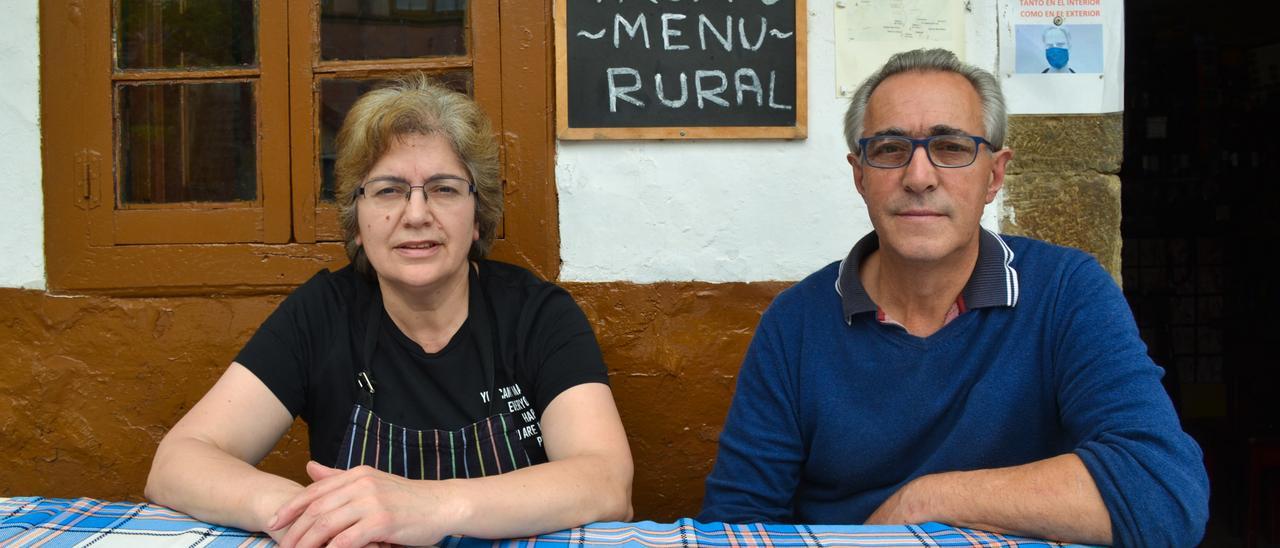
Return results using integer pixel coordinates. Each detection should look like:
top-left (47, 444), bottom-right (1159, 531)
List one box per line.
top-left (556, 0), bottom-right (807, 140)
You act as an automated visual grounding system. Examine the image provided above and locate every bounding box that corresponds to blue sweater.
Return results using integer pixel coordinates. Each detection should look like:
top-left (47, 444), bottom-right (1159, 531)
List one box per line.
top-left (700, 235), bottom-right (1208, 546)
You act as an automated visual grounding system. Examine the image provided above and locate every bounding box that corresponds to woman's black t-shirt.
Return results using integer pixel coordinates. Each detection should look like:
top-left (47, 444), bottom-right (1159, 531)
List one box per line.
top-left (235, 260), bottom-right (609, 468)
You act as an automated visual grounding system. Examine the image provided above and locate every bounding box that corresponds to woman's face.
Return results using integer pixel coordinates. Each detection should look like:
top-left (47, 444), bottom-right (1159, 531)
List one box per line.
top-left (355, 132), bottom-right (478, 295)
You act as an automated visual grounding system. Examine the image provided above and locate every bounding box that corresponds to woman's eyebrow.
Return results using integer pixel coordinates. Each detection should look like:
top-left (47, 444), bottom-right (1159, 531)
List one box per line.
top-left (363, 175), bottom-right (410, 185)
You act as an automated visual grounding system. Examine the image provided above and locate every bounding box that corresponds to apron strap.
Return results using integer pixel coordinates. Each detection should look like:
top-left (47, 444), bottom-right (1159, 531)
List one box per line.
top-left (357, 281), bottom-right (382, 410)
top-left (467, 264), bottom-right (502, 417)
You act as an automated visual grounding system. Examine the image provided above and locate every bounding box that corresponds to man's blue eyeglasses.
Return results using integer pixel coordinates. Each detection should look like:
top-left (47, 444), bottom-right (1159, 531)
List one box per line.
top-left (857, 135), bottom-right (994, 169)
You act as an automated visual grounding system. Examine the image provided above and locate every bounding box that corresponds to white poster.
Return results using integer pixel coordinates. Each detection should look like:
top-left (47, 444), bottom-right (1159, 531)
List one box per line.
top-left (834, 0), bottom-right (967, 97)
top-left (999, 0), bottom-right (1124, 113)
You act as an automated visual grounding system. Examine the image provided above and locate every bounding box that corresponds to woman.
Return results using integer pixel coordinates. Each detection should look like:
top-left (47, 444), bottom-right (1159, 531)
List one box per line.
top-left (146, 76), bottom-right (633, 548)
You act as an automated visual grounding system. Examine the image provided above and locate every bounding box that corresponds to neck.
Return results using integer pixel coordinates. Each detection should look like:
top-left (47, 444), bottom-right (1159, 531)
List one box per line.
top-left (860, 242), bottom-right (979, 338)
top-left (378, 266), bottom-right (471, 354)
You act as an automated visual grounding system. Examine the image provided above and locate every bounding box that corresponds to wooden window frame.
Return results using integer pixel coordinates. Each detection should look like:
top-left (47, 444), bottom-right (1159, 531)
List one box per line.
top-left (41, 0), bottom-right (558, 295)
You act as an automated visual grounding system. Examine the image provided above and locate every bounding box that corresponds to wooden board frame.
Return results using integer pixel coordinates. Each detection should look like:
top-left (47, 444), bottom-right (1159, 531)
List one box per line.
top-left (554, 0), bottom-right (807, 141)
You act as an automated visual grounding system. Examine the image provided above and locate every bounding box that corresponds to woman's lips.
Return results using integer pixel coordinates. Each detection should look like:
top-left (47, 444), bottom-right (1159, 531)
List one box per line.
top-left (393, 240), bottom-right (442, 257)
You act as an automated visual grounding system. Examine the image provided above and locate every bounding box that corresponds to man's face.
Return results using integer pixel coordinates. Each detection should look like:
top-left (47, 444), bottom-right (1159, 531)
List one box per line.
top-left (1044, 28), bottom-right (1070, 50)
top-left (848, 70), bottom-right (1012, 265)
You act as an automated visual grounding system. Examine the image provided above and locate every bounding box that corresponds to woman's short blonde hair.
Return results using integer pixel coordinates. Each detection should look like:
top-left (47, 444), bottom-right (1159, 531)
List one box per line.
top-left (334, 74), bottom-right (502, 277)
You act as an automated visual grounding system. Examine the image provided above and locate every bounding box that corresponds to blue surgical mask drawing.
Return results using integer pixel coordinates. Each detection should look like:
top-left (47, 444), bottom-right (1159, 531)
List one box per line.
top-left (1040, 26), bottom-right (1073, 73)
top-left (1045, 47), bottom-right (1069, 69)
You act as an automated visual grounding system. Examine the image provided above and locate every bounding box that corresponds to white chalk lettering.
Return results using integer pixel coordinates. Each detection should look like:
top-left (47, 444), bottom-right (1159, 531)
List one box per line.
top-left (767, 70), bottom-right (792, 110)
top-left (598, 12), bottom-right (790, 53)
top-left (695, 70), bottom-right (729, 108)
top-left (661, 13), bottom-right (689, 50)
top-left (604, 66), bottom-right (791, 111)
top-left (738, 17), bottom-right (767, 51)
top-left (607, 67), bottom-right (645, 112)
top-left (699, 15), bottom-right (733, 51)
top-left (614, 13), bottom-right (650, 49)
top-left (734, 68), bottom-right (763, 106)
top-left (655, 72), bottom-right (689, 107)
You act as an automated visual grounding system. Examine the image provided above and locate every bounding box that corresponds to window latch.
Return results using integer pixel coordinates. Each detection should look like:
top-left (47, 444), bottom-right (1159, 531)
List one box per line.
top-left (75, 149), bottom-right (101, 210)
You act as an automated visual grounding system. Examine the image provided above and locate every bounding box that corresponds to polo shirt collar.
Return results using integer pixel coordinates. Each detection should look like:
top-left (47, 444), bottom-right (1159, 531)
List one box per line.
top-left (834, 227), bottom-right (1020, 324)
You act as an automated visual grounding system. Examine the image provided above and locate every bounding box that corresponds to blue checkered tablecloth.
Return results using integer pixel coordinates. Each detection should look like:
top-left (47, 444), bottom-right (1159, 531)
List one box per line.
top-left (0, 497), bottom-right (1080, 547)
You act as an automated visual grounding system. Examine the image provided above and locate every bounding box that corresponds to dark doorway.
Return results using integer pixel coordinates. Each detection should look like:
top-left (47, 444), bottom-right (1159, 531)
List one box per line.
top-left (1122, 3), bottom-right (1280, 546)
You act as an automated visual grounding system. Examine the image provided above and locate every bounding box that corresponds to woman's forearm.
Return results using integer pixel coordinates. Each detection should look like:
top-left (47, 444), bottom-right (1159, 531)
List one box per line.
top-left (442, 452), bottom-right (633, 539)
top-left (272, 452), bottom-right (632, 548)
top-left (145, 436), bottom-right (303, 532)
top-left (271, 384), bottom-right (634, 547)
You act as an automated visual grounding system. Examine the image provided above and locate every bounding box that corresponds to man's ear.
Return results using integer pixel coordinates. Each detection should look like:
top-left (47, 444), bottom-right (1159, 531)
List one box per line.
top-left (848, 152), bottom-right (867, 197)
top-left (985, 148), bottom-right (1014, 203)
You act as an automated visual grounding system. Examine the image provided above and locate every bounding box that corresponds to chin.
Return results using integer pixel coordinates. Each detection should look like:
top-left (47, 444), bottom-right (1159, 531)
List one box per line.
top-left (896, 250), bottom-right (951, 264)
top-left (377, 265), bottom-right (460, 290)
top-left (884, 238), bottom-right (960, 264)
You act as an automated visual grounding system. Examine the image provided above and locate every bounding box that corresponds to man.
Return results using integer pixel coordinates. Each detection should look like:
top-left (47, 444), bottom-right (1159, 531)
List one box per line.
top-left (699, 49), bottom-right (1208, 546)
top-left (1042, 26), bottom-right (1076, 73)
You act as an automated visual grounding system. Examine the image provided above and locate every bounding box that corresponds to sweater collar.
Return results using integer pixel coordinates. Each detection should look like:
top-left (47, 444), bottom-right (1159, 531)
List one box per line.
top-left (834, 228), bottom-right (1020, 324)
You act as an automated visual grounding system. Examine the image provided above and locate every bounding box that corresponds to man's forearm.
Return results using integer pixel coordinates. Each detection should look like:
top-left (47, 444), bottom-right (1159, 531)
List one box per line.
top-left (868, 453), bottom-right (1112, 545)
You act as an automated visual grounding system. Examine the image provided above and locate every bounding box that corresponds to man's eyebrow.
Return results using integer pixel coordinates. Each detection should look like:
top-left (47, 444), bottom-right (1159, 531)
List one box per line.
top-left (928, 125), bottom-right (969, 136)
top-left (870, 126), bottom-right (969, 138)
top-left (871, 127), bottom-right (909, 137)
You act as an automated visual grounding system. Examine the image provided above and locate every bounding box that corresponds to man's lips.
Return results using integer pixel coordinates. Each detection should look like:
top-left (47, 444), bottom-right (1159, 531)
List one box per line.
top-left (896, 209), bottom-right (946, 217)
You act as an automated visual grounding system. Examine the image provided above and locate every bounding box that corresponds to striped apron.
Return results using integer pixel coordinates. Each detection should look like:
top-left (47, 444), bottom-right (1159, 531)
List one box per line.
top-left (336, 270), bottom-right (534, 480)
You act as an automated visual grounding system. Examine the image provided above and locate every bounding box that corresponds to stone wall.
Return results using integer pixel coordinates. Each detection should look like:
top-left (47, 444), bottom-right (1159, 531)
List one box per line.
top-left (1002, 113), bottom-right (1125, 283)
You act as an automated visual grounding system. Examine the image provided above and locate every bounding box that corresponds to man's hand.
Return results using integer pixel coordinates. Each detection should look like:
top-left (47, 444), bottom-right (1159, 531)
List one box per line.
top-left (269, 461), bottom-right (464, 548)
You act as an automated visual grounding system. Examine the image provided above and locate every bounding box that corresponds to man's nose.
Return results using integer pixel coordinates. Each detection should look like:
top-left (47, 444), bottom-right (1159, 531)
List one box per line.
top-left (901, 144), bottom-right (938, 193)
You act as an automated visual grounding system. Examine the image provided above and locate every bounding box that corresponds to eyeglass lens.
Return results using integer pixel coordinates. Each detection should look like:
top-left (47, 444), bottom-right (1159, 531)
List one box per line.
top-left (865, 136), bottom-right (980, 168)
top-left (361, 178), bottom-right (471, 209)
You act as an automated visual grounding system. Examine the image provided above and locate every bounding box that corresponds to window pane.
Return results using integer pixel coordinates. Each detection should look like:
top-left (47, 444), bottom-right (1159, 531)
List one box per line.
top-left (119, 82), bottom-right (258, 204)
top-left (321, 0), bottom-right (468, 61)
top-left (318, 72), bottom-right (472, 203)
top-left (117, 0), bottom-right (257, 69)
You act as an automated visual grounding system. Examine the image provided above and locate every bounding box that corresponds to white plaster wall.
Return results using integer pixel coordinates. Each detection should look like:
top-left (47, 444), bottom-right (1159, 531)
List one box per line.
top-left (0, 3), bottom-right (1011, 288)
top-left (559, 1), bottom-right (1003, 283)
top-left (0, 3), bottom-right (43, 289)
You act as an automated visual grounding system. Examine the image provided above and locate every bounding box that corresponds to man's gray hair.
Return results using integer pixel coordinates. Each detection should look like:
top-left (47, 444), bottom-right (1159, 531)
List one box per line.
top-left (843, 48), bottom-right (1008, 153)
top-left (1043, 25), bottom-right (1071, 44)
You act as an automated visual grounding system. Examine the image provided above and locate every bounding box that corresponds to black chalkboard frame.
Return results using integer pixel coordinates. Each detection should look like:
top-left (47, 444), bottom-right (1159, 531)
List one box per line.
top-left (554, 0), bottom-right (807, 140)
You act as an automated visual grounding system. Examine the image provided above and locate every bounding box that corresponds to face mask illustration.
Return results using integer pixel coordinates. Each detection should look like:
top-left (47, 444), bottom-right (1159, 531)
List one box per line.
top-left (1045, 46), bottom-right (1069, 69)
